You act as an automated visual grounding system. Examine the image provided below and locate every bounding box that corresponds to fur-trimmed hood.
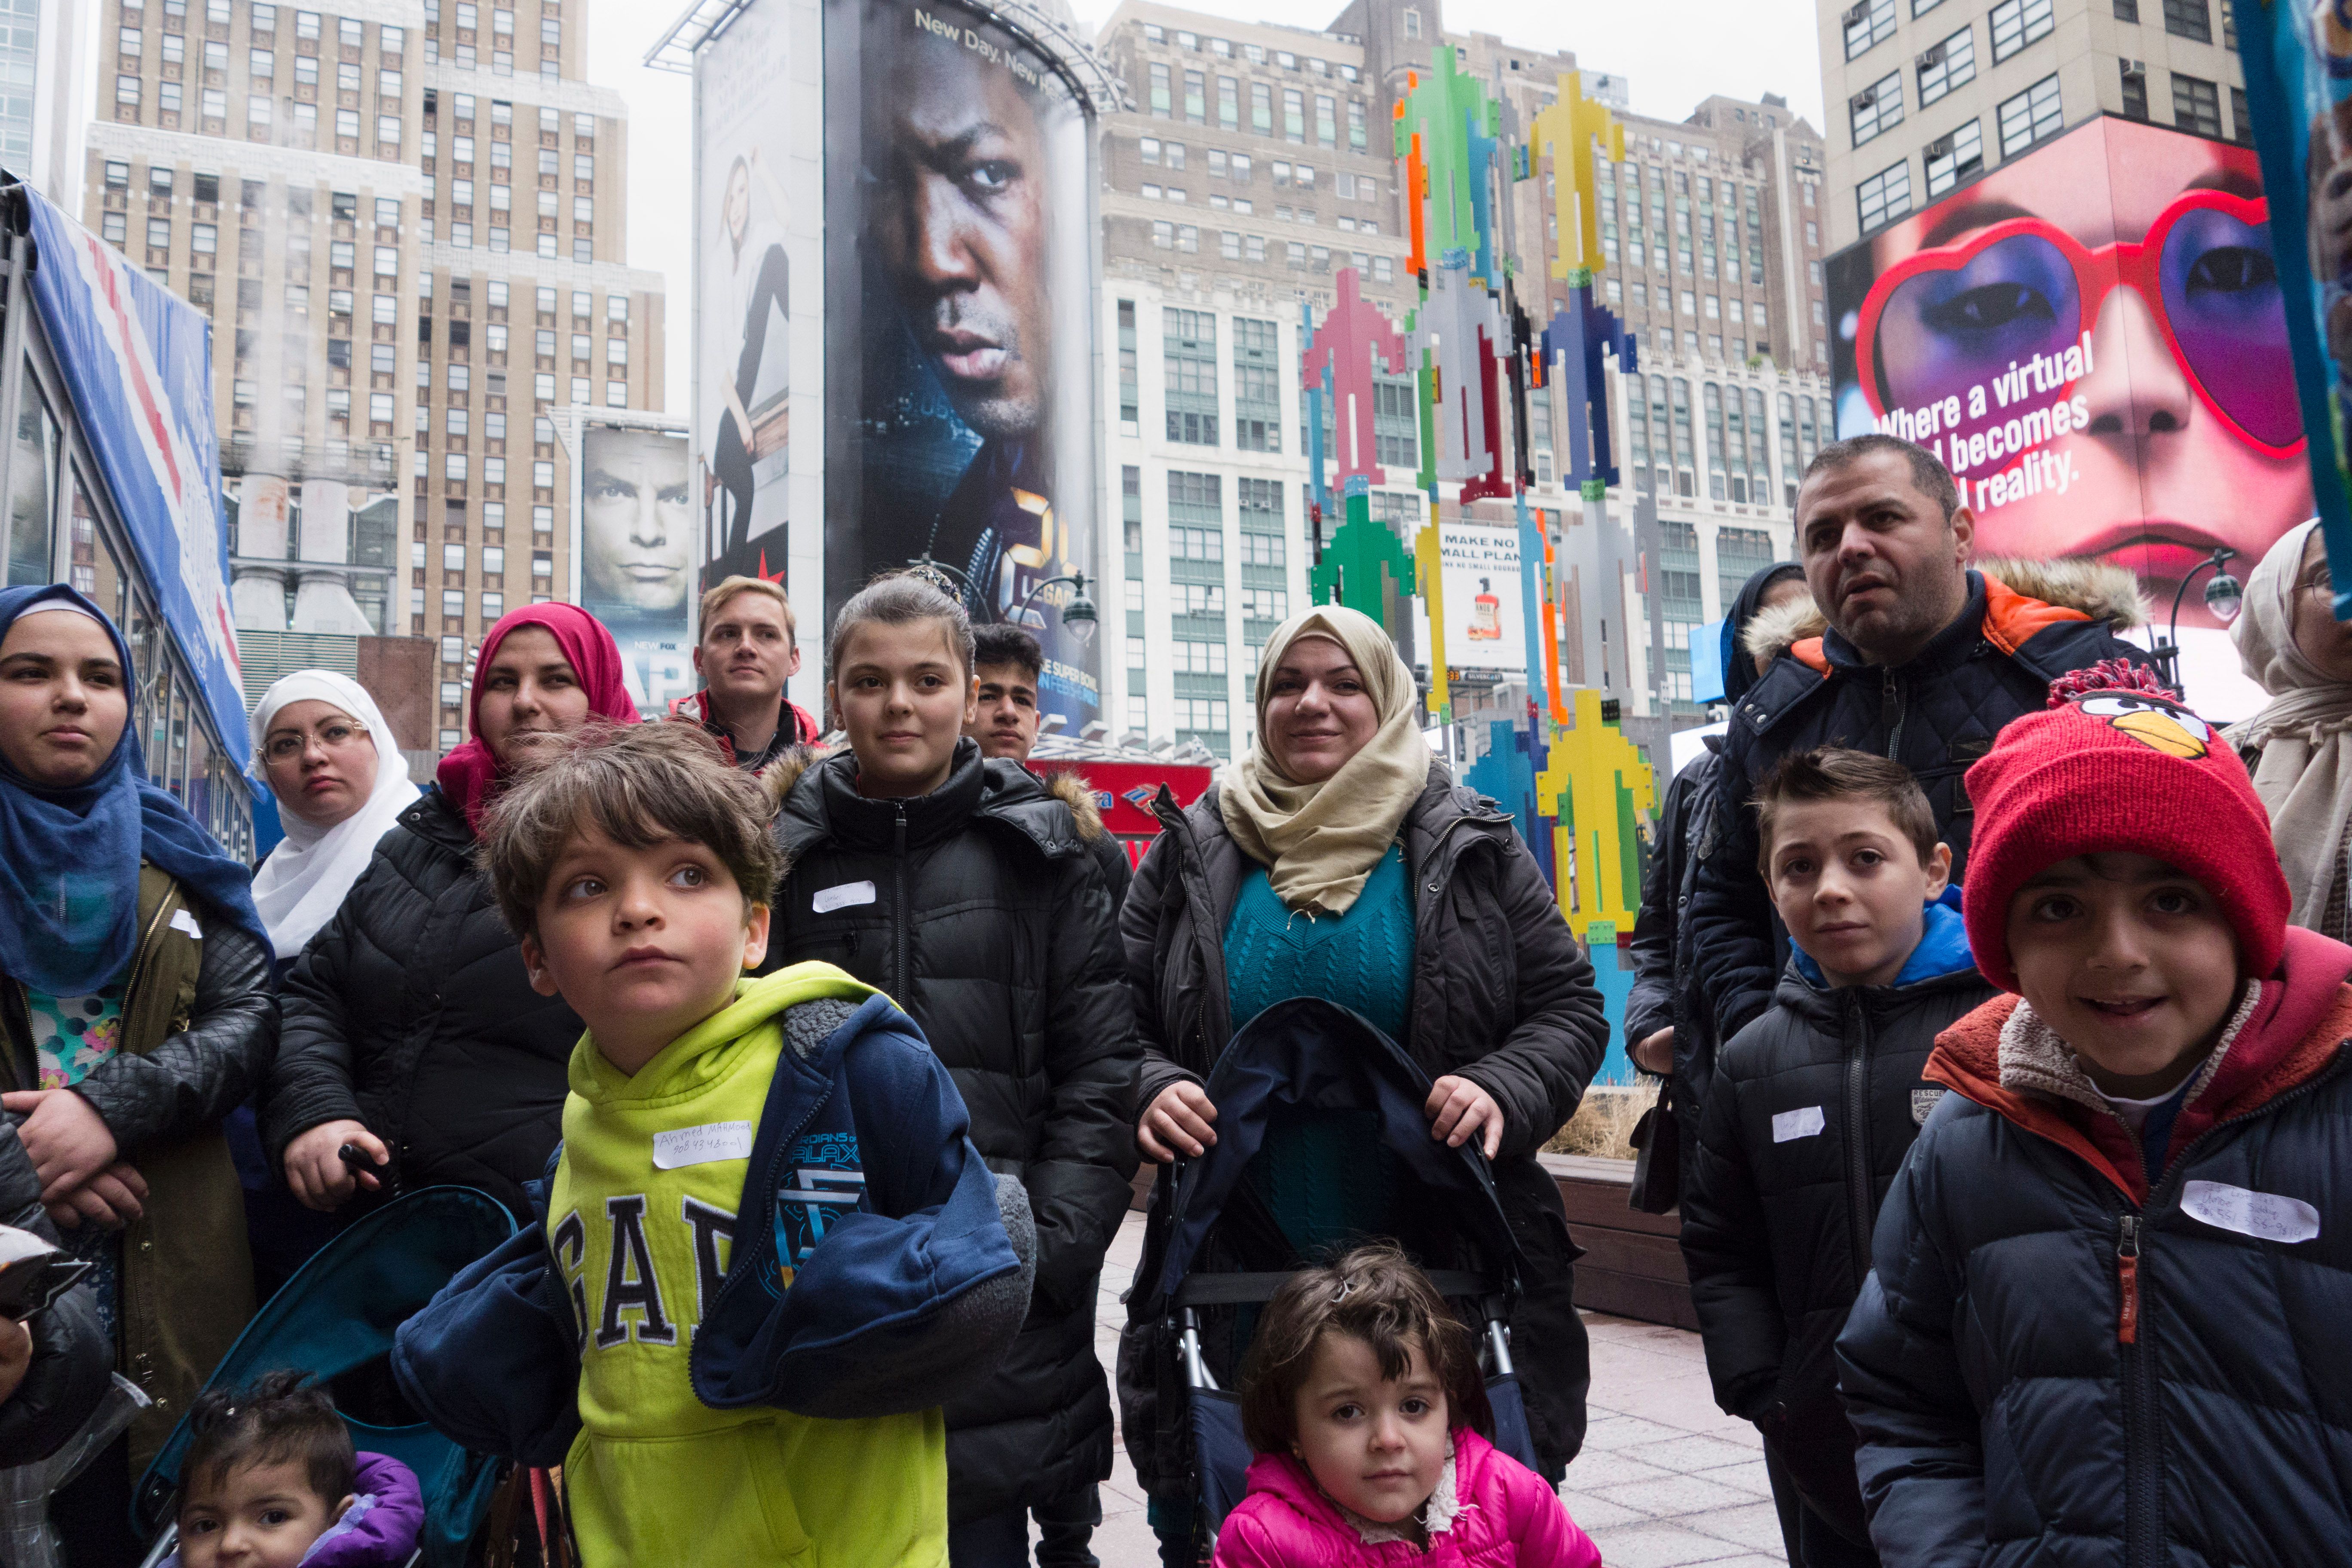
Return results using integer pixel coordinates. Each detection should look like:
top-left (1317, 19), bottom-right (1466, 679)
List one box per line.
top-left (1040, 767), bottom-right (1110, 843)
top-left (1741, 557), bottom-right (2147, 668)
top-left (761, 743), bottom-right (1107, 844)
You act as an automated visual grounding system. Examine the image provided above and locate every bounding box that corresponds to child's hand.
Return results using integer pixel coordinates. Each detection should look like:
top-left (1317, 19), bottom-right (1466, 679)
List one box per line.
top-left (1425, 1075), bottom-right (1506, 1158)
top-left (1138, 1082), bottom-right (1219, 1163)
top-left (0, 1090), bottom-right (119, 1202)
top-left (283, 1120), bottom-right (387, 1212)
top-left (44, 1161), bottom-right (146, 1231)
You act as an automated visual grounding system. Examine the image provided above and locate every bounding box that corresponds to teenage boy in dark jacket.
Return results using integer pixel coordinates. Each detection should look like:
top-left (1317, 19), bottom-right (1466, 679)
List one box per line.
top-left (764, 574), bottom-right (1139, 1568)
top-left (1682, 748), bottom-right (1993, 1568)
top-left (1840, 664), bottom-right (2352, 1566)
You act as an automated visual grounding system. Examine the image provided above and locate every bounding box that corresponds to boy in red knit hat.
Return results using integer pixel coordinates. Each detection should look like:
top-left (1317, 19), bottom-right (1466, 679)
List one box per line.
top-left (1835, 661), bottom-right (2352, 1567)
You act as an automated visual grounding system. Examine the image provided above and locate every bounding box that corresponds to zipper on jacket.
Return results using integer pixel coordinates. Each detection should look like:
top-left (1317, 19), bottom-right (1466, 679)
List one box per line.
top-left (2115, 1213), bottom-right (2141, 1344)
top-left (892, 803), bottom-right (910, 1002)
top-left (1843, 992), bottom-right (1876, 1292)
top-left (1880, 668), bottom-right (1906, 760)
top-left (2115, 1209), bottom-right (2160, 1568)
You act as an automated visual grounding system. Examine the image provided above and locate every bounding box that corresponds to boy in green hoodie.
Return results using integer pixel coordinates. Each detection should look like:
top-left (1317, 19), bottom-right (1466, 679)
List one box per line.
top-left (424, 720), bottom-right (1029, 1568)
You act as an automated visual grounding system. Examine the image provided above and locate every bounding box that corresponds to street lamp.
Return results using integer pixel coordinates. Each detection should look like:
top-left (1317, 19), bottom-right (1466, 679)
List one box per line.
top-left (903, 554), bottom-right (1097, 646)
top-left (2150, 546), bottom-right (2242, 693)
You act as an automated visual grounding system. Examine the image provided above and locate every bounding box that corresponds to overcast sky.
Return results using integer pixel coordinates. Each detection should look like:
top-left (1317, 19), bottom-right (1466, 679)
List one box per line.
top-left (593, 0), bottom-right (1828, 415)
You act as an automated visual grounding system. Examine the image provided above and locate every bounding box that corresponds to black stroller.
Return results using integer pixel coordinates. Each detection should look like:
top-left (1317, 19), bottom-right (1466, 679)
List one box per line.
top-left (1122, 998), bottom-right (1540, 1550)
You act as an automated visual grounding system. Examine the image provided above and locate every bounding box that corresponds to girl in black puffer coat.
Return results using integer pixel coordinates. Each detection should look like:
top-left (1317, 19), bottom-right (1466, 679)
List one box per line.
top-left (762, 575), bottom-right (1140, 1566)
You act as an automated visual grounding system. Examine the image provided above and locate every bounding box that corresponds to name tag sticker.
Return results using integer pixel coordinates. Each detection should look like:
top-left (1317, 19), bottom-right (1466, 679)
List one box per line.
top-left (1772, 1106), bottom-right (1826, 1143)
top-left (169, 909), bottom-right (203, 939)
top-left (812, 880), bottom-right (876, 914)
top-left (652, 1121), bottom-right (753, 1171)
top-left (2181, 1179), bottom-right (2320, 1245)
top-left (1912, 1088), bottom-right (1947, 1126)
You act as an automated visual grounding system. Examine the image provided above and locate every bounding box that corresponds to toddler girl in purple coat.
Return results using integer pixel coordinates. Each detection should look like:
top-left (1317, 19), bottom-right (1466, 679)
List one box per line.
top-left (164, 1371), bottom-right (422, 1568)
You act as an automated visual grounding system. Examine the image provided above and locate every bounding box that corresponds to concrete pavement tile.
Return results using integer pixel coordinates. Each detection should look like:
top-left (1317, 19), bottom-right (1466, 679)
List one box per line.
top-left (1687, 1459), bottom-right (1775, 1500)
top-left (1558, 1448), bottom-right (1675, 1490)
top-left (1683, 1499), bottom-right (1792, 1553)
top-left (1626, 1433), bottom-right (1770, 1476)
top-left (1556, 1489), bottom-right (1651, 1531)
top-left (1585, 1519), bottom-right (1761, 1568)
top-left (1579, 1414), bottom-right (1690, 1451)
top-left (1589, 1471), bottom-right (1768, 1522)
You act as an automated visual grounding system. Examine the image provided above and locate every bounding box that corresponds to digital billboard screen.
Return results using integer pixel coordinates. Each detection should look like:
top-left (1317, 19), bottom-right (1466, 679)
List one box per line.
top-left (1825, 116), bottom-right (2308, 714)
top-left (576, 421), bottom-right (697, 719)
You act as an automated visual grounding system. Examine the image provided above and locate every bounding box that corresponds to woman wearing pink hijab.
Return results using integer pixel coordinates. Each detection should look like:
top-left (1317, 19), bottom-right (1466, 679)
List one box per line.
top-left (262, 606), bottom-right (639, 1222)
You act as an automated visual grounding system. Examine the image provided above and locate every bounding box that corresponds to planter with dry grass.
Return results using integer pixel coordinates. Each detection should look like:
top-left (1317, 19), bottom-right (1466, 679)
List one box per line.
top-left (1544, 1085), bottom-right (1652, 1162)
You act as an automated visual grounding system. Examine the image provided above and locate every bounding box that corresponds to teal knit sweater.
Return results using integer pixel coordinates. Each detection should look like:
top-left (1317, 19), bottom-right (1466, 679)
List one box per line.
top-left (1224, 842), bottom-right (1416, 1253)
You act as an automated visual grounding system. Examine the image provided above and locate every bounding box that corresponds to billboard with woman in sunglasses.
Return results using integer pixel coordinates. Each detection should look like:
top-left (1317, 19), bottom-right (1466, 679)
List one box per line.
top-left (1825, 116), bottom-right (2306, 714)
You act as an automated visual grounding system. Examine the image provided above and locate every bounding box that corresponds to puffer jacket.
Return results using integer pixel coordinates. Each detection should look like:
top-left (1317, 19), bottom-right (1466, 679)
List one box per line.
top-left (1120, 760), bottom-right (1607, 1486)
top-left (1214, 1427), bottom-right (1600, 1568)
top-left (761, 740), bottom-right (1140, 1522)
top-left (263, 788), bottom-right (584, 1222)
top-left (1838, 924), bottom-right (2352, 1567)
top-left (1679, 892), bottom-right (1993, 1544)
top-left (1623, 738), bottom-right (1732, 1197)
top-left (0, 1124), bottom-right (111, 1467)
top-left (1688, 561), bottom-right (2153, 1045)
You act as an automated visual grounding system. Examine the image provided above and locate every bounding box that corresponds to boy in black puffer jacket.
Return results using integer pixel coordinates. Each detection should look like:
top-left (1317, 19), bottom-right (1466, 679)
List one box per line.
top-left (1681, 748), bottom-right (1993, 1568)
top-left (1839, 665), bottom-right (2352, 1566)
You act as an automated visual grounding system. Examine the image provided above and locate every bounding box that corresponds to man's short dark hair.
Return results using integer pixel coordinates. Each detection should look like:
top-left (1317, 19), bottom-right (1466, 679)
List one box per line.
top-left (181, 1371), bottom-right (355, 1514)
top-left (972, 623), bottom-right (1043, 687)
top-left (1801, 434), bottom-right (1960, 523)
top-left (1755, 746), bottom-right (1939, 876)
top-left (477, 721), bottom-right (782, 937)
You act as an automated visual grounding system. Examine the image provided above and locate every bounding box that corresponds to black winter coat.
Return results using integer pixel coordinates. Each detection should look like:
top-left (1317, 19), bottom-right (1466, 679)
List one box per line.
top-left (263, 789), bottom-right (584, 1221)
top-left (1680, 955), bottom-right (1993, 1542)
top-left (0, 1124), bottom-right (111, 1466)
top-left (1119, 761), bottom-right (1607, 1484)
top-left (763, 740), bottom-right (1140, 1522)
top-left (1689, 572), bottom-right (2151, 1044)
top-left (1624, 741), bottom-right (1732, 1197)
top-left (1838, 991), bottom-right (2352, 1568)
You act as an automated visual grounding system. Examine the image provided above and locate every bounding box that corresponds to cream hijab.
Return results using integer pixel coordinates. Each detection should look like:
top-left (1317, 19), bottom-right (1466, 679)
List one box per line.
top-left (1221, 605), bottom-right (1432, 915)
top-left (248, 671), bottom-right (421, 959)
top-left (2226, 519), bottom-right (2352, 928)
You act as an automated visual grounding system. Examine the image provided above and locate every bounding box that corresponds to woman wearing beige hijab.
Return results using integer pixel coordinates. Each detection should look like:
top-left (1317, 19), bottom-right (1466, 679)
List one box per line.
top-left (1115, 605), bottom-right (1608, 1551)
top-left (2228, 518), bottom-right (2352, 937)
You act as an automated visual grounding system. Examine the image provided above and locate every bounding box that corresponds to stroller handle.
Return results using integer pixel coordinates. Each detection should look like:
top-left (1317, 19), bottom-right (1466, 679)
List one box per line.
top-left (1179, 1308), bottom-right (1220, 1393)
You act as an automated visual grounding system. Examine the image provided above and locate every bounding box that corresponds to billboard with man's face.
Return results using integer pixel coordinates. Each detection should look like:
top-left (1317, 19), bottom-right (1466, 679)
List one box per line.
top-left (1825, 116), bottom-right (2308, 715)
top-left (825, 0), bottom-right (1102, 734)
top-left (576, 422), bottom-right (696, 718)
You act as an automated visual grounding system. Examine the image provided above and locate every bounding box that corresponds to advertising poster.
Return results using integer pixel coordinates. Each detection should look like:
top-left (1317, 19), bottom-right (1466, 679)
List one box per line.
top-left (24, 188), bottom-right (247, 766)
top-left (1437, 522), bottom-right (1527, 671)
top-left (1825, 116), bottom-right (2307, 716)
top-left (694, 0), bottom-right (813, 595)
top-left (576, 422), bottom-right (697, 718)
top-left (827, 0), bottom-right (1102, 732)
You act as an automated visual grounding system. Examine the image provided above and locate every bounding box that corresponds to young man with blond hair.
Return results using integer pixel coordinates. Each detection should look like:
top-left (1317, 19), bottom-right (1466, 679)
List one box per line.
top-left (669, 575), bottom-right (821, 772)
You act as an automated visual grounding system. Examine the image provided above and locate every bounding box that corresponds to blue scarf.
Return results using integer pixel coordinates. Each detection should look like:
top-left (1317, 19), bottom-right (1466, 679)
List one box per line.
top-left (0, 584), bottom-right (265, 995)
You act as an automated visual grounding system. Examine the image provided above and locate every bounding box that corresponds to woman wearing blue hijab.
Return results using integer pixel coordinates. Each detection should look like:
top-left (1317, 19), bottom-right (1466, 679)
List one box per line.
top-left (0, 585), bottom-right (276, 1556)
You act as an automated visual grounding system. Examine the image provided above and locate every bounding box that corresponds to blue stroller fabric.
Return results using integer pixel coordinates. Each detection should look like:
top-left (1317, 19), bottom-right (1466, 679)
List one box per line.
top-left (1131, 998), bottom-right (1539, 1537)
top-left (132, 1187), bottom-right (515, 1567)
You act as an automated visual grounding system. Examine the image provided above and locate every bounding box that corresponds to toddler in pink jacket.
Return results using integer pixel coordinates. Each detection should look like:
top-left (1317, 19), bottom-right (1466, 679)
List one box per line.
top-left (1214, 1244), bottom-right (1600, 1568)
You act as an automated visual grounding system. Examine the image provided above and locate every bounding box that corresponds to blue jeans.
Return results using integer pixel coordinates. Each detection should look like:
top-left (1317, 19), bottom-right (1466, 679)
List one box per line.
top-left (946, 1487), bottom-right (1102, 1568)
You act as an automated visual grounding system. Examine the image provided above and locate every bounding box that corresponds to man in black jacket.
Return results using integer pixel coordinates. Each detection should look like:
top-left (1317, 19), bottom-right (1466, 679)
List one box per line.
top-left (1686, 434), bottom-right (2153, 1046)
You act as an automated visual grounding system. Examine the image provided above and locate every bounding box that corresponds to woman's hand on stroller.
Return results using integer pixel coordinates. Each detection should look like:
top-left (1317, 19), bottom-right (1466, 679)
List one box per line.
top-left (1138, 1082), bottom-right (1219, 1163)
top-left (284, 1120), bottom-right (388, 1212)
top-left (1424, 1076), bottom-right (1505, 1159)
top-left (1, 1090), bottom-right (134, 1226)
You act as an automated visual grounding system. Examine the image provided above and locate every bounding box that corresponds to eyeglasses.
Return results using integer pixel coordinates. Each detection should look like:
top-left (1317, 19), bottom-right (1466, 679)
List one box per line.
top-left (1854, 188), bottom-right (2301, 458)
top-left (263, 717), bottom-right (371, 762)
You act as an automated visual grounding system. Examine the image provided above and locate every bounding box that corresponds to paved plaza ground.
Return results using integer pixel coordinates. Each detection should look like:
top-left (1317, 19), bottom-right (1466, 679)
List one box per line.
top-left (1083, 1210), bottom-right (1786, 1568)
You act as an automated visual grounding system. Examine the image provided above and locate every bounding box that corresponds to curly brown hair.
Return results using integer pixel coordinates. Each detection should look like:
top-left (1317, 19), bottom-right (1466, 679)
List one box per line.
top-left (475, 720), bottom-right (781, 937)
top-left (1237, 1242), bottom-right (1492, 1455)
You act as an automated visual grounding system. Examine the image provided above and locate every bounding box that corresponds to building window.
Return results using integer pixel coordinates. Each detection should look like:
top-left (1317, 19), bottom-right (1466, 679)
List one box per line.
top-left (1117, 300), bottom-right (1138, 427)
top-left (1403, 7), bottom-right (1421, 38)
top-left (1857, 160), bottom-right (1913, 233)
top-left (1997, 75), bottom-right (2063, 157)
top-left (1851, 70), bottom-right (1903, 146)
top-left (1148, 62), bottom-right (1170, 117)
top-left (2122, 61), bottom-right (2150, 121)
top-left (2115, 0), bottom-right (2139, 16)
top-left (2173, 73), bottom-right (2222, 138)
top-left (1844, 0), bottom-right (1896, 57)
top-left (1918, 27), bottom-right (1975, 105)
top-left (1989, 0), bottom-right (2054, 61)
top-left (1164, 308), bottom-right (1219, 447)
top-left (2162, 0), bottom-right (2212, 41)
top-left (1232, 316), bottom-right (1282, 453)
top-left (2233, 86), bottom-right (2253, 146)
top-left (1924, 120), bottom-right (1984, 198)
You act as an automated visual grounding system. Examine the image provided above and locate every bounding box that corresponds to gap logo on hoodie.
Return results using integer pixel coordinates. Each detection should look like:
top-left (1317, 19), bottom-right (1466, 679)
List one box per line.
top-left (775, 1130), bottom-right (870, 1287)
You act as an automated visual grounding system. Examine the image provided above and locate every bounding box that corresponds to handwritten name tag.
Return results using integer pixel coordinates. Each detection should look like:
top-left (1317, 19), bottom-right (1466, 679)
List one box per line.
top-left (652, 1121), bottom-right (753, 1171)
top-left (2180, 1179), bottom-right (2320, 1244)
top-left (813, 880), bottom-right (876, 914)
top-left (1772, 1106), bottom-right (1826, 1143)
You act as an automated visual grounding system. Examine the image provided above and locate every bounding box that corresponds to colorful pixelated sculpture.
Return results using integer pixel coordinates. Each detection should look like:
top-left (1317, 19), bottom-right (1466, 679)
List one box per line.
top-left (1393, 49), bottom-right (1501, 286)
top-left (1542, 293), bottom-right (1638, 491)
top-left (1420, 255), bottom-right (1509, 502)
top-left (1309, 477), bottom-right (1415, 639)
top-left (1528, 70), bottom-right (1627, 282)
top-left (1540, 687), bottom-right (1654, 944)
top-left (1302, 269), bottom-right (1411, 491)
top-left (1515, 491), bottom-right (1569, 725)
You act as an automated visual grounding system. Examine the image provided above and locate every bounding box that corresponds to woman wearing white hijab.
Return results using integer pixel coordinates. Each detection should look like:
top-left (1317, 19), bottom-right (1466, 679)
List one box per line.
top-left (248, 672), bottom-right (420, 960)
top-left (1115, 604), bottom-right (1608, 1555)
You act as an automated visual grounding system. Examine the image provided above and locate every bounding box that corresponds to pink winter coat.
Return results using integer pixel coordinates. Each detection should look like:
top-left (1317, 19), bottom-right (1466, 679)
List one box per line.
top-left (1213, 1427), bottom-right (1602, 1568)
